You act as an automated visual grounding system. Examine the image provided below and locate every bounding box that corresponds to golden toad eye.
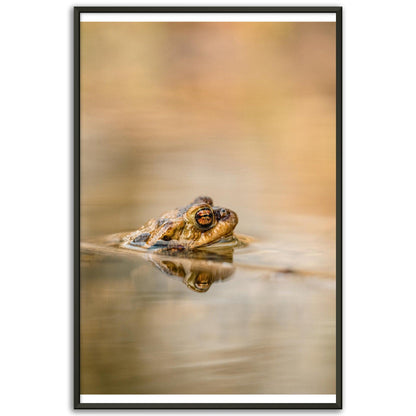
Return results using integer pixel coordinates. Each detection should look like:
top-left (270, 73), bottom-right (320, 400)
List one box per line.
top-left (195, 208), bottom-right (214, 229)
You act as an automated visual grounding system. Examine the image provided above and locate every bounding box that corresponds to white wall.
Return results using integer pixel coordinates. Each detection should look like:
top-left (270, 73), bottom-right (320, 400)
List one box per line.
top-left (1, 0), bottom-right (415, 414)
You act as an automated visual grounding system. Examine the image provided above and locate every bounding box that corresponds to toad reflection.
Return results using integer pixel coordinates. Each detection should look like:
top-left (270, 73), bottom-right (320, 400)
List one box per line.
top-left (144, 249), bottom-right (235, 292)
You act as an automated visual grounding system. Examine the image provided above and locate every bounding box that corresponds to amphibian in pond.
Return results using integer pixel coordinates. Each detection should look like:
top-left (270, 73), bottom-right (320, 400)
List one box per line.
top-left (120, 196), bottom-right (239, 252)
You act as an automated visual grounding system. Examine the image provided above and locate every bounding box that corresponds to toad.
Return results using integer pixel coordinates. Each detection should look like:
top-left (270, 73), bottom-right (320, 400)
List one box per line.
top-left (120, 196), bottom-right (239, 252)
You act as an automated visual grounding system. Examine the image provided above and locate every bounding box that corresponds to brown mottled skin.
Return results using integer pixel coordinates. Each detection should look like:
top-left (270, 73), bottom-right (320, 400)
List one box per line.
top-left (121, 196), bottom-right (238, 251)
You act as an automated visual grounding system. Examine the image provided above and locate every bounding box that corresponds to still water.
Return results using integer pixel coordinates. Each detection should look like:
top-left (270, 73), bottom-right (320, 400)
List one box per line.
top-left (80, 214), bottom-right (336, 394)
top-left (80, 21), bottom-right (336, 394)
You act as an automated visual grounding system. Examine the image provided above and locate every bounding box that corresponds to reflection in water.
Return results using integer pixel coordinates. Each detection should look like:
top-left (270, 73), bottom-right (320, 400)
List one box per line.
top-left (146, 249), bottom-right (235, 292)
top-left (80, 247), bottom-right (336, 394)
top-left (82, 241), bottom-right (236, 293)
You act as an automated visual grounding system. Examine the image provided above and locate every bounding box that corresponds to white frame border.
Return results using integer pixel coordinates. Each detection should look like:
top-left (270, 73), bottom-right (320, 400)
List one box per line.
top-left (80, 12), bottom-right (336, 22)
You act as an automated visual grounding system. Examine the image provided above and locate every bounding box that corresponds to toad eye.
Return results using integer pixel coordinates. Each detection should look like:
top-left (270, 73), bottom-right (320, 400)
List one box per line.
top-left (195, 208), bottom-right (214, 229)
top-left (219, 208), bottom-right (229, 218)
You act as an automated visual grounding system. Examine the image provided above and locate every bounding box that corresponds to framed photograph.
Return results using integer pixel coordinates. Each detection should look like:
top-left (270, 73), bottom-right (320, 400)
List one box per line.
top-left (74, 6), bottom-right (342, 409)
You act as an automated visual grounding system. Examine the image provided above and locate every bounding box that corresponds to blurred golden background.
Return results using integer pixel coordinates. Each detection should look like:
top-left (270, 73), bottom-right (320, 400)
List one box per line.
top-left (80, 22), bottom-right (336, 241)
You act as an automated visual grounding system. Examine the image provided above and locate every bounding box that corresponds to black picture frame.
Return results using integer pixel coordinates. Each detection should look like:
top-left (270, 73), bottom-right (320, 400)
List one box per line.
top-left (74, 6), bottom-right (342, 409)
